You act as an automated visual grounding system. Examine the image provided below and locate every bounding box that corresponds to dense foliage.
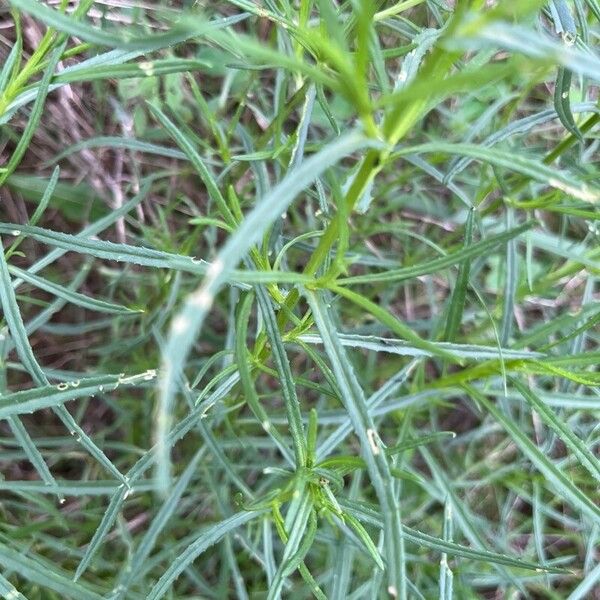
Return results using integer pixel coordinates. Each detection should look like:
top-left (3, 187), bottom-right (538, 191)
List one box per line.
top-left (0, 1), bottom-right (599, 598)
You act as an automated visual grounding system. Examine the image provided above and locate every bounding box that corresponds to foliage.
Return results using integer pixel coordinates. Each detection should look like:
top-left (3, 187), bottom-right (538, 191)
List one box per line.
top-left (0, 0), bottom-right (599, 598)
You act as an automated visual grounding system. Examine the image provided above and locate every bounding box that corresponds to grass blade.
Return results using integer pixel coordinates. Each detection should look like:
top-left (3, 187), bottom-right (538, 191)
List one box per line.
top-left (1, 237), bottom-right (130, 488)
top-left (234, 292), bottom-right (295, 466)
top-left (74, 486), bottom-right (128, 581)
top-left (254, 284), bottom-right (307, 467)
top-left (499, 207), bottom-right (518, 345)
top-left (113, 449), bottom-right (206, 597)
top-left (0, 572), bottom-right (28, 600)
top-left (327, 282), bottom-right (459, 363)
top-left (5, 416), bottom-right (59, 499)
top-left (567, 561), bottom-right (600, 600)
top-left (267, 487), bottom-right (313, 600)
top-left (554, 67), bottom-right (583, 141)
top-left (0, 41), bottom-right (21, 94)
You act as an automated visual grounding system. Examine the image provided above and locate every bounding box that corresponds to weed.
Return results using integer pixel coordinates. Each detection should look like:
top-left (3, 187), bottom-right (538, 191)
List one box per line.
top-left (0, 1), bottom-right (599, 598)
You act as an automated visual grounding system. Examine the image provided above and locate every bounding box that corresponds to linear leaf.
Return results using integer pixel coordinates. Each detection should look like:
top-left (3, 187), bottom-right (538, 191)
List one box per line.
top-left (114, 449), bottom-right (206, 597)
top-left (0, 543), bottom-right (103, 600)
top-left (0, 44), bottom-right (65, 186)
top-left (554, 67), bottom-right (583, 141)
top-left (74, 486), bottom-right (128, 581)
top-left (0, 238), bottom-right (129, 487)
top-left (511, 378), bottom-right (600, 483)
top-left (0, 373), bottom-right (152, 419)
top-left (393, 143), bottom-right (599, 203)
top-left (338, 221), bottom-right (534, 284)
top-left (443, 208), bottom-right (474, 342)
top-left (147, 511), bottom-right (265, 600)
top-left (9, 265), bottom-right (139, 315)
top-left (8, 1), bottom-right (249, 50)
top-left (465, 385), bottom-right (600, 525)
top-left (0, 223), bottom-right (314, 286)
top-left (156, 130), bottom-right (370, 489)
top-left (254, 284), bottom-right (307, 467)
top-left (0, 42), bottom-right (20, 93)
top-left (0, 572), bottom-right (28, 600)
top-left (298, 332), bottom-right (544, 361)
top-left (304, 288), bottom-right (405, 599)
top-left (338, 499), bottom-right (565, 573)
top-left (267, 488), bottom-right (313, 600)
top-left (328, 283), bottom-right (458, 363)
top-left (234, 292), bottom-right (294, 466)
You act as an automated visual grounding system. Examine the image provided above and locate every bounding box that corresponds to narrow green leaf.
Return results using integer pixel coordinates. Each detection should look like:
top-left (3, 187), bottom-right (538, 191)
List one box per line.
top-left (443, 208), bottom-right (474, 342)
top-left (317, 360), bottom-right (419, 461)
top-left (289, 85), bottom-right (317, 170)
top-left (268, 489), bottom-right (313, 600)
top-left (8, 182), bottom-right (149, 289)
top-left (567, 561), bottom-right (600, 600)
top-left (0, 480), bottom-right (154, 496)
top-left (343, 511), bottom-right (384, 570)
top-left (0, 542), bottom-right (103, 600)
top-left (0, 41), bottom-right (21, 93)
top-left (74, 486), bottom-right (128, 581)
top-left (156, 130), bottom-right (370, 489)
top-left (114, 449), bottom-right (206, 598)
top-left (299, 332), bottom-right (544, 361)
top-left (444, 102), bottom-right (596, 184)
top-left (554, 68), bottom-right (583, 141)
top-left (76, 372), bottom-right (241, 583)
top-left (254, 284), bottom-right (307, 467)
top-left (5, 416), bottom-right (59, 499)
top-left (511, 378), bottom-right (600, 483)
top-left (8, 1), bottom-right (249, 50)
top-left (499, 207), bottom-right (518, 345)
top-left (9, 265), bottom-right (139, 315)
top-left (0, 223), bottom-right (313, 286)
top-left (394, 142), bottom-right (599, 203)
top-left (439, 501), bottom-right (454, 600)
top-left (460, 21), bottom-right (600, 82)
top-left (339, 498), bottom-right (567, 573)
top-left (0, 44), bottom-right (65, 186)
top-left (328, 282), bottom-right (459, 363)
top-left (584, 0), bottom-right (600, 20)
top-left (147, 511), bottom-right (265, 600)
top-left (0, 373), bottom-right (152, 419)
top-left (465, 385), bottom-right (600, 525)
top-left (0, 238), bottom-right (129, 488)
top-left (50, 136), bottom-right (189, 163)
top-left (0, 572), bottom-right (28, 600)
top-left (304, 288), bottom-right (407, 599)
top-left (234, 292), bottom-right (294, 466)
top-left (147, 103), bottom-right (236, 227)
top-left (338, 221), bottom-right (535, 284)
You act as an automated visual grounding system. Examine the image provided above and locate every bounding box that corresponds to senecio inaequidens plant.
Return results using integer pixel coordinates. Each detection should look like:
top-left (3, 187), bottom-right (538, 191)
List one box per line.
top-left (0, 1), bottom-right (599, 598)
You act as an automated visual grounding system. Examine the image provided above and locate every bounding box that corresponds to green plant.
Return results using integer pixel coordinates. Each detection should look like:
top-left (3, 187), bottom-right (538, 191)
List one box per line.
top-left (0, 0), bottom-right (599, 598)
